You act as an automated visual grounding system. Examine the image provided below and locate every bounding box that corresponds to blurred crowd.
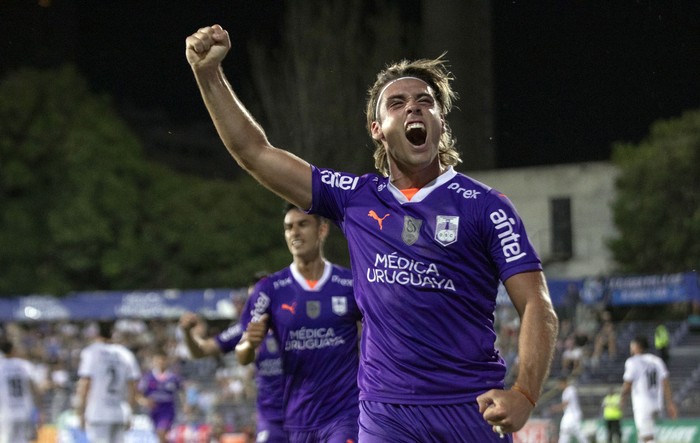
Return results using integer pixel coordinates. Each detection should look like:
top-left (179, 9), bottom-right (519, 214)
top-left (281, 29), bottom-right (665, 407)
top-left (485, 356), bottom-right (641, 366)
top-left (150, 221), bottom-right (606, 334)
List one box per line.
top-left (0, 317), bottom-right (259, 438)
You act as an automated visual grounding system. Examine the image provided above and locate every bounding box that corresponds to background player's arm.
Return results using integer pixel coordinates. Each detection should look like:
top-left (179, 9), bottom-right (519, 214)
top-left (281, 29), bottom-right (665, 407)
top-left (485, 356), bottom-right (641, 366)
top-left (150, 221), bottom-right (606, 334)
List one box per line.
top-left (75, 376), bottom-right (91, 429)
top-left (619, 380), bottom-right (632, 410)
top-left (663, 378), bottom-right (678, 419)
top-left (185, 25), bottom-right (312, 209)
top-left (235, 314), bottom-right (269, 365)
top-left (127, 379), bottom-right (138, 414)
top-left (179, 312), bottom-right (221, 358)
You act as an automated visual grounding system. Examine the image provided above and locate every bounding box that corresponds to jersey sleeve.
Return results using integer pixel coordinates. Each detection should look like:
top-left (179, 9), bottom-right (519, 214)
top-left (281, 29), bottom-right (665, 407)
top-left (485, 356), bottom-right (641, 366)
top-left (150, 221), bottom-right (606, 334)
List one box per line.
top-left (481, 189), bottom-right (542, 282)
top-left (123, 348), bottom-right (141, 380)
top-left (622, 358), bottom-right (635, 382)
top-left (214, 323), bottom-right (244, 354)
top-left (239, 283), bottom-right (272, 330)
top-left (77, 347), bottom-right (93, 378)
top-left (309, 166), bottom-right (360, 223)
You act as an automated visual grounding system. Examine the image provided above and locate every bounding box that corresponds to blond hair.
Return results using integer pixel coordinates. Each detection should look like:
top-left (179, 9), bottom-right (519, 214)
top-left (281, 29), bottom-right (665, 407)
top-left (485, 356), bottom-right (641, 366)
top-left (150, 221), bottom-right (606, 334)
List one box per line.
top-left (366, 55), bottom-right (461, 176)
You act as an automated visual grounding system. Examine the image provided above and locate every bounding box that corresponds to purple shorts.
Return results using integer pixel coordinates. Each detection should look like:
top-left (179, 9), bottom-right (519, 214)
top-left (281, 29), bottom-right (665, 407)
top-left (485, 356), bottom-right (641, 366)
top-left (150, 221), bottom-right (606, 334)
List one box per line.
top-left (287, 412), bottom-right (358, 443)
top-left (358, 400), bottom-right (513, 443)
top-left (150, 408), bottom-right (176, 432)
top-left (257, 417), bottom-right (287, 443)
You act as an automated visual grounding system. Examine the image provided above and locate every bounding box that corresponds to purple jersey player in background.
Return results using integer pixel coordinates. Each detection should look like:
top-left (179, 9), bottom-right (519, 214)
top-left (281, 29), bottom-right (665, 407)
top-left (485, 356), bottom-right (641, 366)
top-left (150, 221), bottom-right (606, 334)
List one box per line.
top-left (186, 24), bottom-right (558, 441)
top-left (179, 274), bottom-right (286, 443)
top-left (236, 204), bottom-right (360, 443)
top-left (138, 352), bottom-right (184, 443)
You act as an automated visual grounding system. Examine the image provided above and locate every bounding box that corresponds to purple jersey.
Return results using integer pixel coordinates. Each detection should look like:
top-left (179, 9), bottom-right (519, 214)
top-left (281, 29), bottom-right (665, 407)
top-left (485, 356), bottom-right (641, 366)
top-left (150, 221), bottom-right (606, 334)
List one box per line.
top-left (309, 166), bottom-right (542, 404)
top-left (138, 370), bottom-right (182, 414)
top-left (214, 322), bottom-right (285, 424)
top-left (240, 262), bottom-right (360, 432)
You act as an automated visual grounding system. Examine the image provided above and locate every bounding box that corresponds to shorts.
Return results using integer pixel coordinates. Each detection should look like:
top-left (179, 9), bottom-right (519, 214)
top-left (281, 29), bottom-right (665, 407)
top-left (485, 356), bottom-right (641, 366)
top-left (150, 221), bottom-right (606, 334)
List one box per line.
top-left (358, 400), bottom-right (513, 443)
top-left (633, 406), bottom-right (659, 440)
top-left (257, 417), bottom-right (288, 443)
top-left (150, 409), bottom-right (176, 432)
top-left (287, 412), bottom-right (358, 443)
top-left (0, 420), bottom-right (32, 443)
top-left (85, 422), bottom-right (127, 443)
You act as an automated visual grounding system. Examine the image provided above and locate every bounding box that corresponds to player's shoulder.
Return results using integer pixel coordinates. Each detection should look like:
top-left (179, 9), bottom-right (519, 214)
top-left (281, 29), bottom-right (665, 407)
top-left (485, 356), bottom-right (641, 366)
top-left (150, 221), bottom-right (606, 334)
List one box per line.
top-left (262, 267), bottom-right (293, 288)
top-left (315, 166), bottom-right (386, 194)
top-left (442, 170), bottom-right (516, 209)
top-left (330, 262), bottom-right (353, 278)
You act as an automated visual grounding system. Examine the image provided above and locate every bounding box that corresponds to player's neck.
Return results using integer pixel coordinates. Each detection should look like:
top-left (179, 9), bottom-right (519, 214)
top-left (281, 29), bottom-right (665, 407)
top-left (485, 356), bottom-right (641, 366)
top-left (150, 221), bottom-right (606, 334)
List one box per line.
top-left (390, 161), bottom-right (445, 190)
top-left (294, 255), bottom-right (325, 281)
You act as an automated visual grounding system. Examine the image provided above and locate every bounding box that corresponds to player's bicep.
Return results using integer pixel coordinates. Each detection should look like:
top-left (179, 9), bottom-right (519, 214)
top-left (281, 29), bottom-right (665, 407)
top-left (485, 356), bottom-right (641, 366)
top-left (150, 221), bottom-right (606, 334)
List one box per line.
top-left (503, 271), bottom-right (550, 316)
top-left (250, 145), bottom-right (313, 211)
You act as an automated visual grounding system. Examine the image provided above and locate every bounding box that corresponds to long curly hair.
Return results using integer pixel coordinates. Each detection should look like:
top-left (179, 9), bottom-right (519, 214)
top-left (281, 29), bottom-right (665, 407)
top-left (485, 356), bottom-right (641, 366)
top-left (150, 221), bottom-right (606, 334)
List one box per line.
top-left (365, 55), bottom-right (461, 176)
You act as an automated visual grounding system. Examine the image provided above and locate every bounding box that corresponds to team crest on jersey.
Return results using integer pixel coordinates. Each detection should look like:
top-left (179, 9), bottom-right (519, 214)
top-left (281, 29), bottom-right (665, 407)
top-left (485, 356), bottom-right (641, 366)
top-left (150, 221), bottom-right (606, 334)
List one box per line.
top-left (435, 215), bottom-right (459, 246)
top-left (331, 296), bottom-right (347, 315)
top-left (402, 216), bottom-right (422, 246)
top-left (306, 300), bottom-right (321, 319)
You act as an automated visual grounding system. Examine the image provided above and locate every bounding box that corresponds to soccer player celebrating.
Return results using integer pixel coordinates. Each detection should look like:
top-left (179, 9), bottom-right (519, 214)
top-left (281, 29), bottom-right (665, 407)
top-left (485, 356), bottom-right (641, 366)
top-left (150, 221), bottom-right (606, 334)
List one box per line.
top-left (236, 204), bottom-right (360, 442)
top-left (185, 24), bottom-right (558, 441)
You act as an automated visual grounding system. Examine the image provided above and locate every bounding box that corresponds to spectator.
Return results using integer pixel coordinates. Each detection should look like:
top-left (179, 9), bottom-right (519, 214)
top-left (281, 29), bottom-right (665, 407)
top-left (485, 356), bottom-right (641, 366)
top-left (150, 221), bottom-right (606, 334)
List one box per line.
top-left (592, 311), bottom-right (617, 367)
top-left (561, 335), bottom-right (584, 376)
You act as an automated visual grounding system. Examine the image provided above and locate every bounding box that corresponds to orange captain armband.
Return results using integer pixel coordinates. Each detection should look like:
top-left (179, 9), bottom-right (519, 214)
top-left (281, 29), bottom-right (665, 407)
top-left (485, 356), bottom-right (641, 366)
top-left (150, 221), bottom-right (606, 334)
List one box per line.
top-left (511, 384), bottom-right (537, 408)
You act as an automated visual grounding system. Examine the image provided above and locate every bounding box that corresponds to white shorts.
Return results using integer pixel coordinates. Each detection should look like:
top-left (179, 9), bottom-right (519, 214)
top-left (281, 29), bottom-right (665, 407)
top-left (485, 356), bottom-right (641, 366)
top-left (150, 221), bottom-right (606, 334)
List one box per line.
top-left (0, 420), bottom-right (32, 443)
top-left (633, 405), bottom-right (659, 439)
top-left (85, 422), bottom-right (127, 443)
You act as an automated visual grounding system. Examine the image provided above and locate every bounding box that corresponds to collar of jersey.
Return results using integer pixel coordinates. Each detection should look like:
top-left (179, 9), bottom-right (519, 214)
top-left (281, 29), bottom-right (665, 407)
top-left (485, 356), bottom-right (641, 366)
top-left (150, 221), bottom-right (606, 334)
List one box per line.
top-left (388, 166), bottom-right (457, 204)
top-left (289, 259), bottom-right (332, 291)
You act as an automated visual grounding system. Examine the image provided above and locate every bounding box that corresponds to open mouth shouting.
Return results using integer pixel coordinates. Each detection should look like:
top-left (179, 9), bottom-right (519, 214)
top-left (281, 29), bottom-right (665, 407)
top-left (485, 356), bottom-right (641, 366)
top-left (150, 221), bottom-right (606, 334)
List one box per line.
top-left (405, 121), bottom-right (427, 146)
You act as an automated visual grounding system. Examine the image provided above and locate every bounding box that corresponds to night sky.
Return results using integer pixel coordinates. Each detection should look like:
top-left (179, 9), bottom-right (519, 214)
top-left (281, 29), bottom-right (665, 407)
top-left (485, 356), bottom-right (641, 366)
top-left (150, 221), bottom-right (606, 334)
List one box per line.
top-left (3, 1), bottom-right (699, 170)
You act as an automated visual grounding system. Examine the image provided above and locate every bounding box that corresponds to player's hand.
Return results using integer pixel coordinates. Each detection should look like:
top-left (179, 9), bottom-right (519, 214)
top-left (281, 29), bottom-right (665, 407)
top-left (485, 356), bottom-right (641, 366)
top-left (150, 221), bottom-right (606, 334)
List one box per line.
top-left (185, 24), bottom-right (231, 68)
top-left (477, 388), bottom-right (534, 435)
top-left (243, 314), bottom-right (269, 349)
top-left (179, 312), bottom-right (198, 332)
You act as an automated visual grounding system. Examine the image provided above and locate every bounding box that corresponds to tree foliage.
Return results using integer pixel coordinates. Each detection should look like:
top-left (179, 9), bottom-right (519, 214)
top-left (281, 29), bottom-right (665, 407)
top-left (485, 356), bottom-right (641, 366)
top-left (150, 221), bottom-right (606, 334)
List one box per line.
top-left (0, 65), bottom-right (290, 296)
top-left (609, 108), bottom-right (700, 274)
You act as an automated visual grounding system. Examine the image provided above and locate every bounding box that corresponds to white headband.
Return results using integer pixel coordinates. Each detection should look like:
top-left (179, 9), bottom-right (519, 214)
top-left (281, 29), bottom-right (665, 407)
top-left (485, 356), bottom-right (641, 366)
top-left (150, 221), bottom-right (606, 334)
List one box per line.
top-left (374, 76), bottom-right (430, 120)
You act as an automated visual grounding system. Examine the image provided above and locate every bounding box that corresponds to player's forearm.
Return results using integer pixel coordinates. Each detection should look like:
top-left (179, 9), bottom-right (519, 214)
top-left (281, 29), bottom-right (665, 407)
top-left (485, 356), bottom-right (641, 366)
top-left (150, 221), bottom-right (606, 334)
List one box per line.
top-left (193, 66), bottom-right (270, 170)
top-left (75, 378), bottom-right (89, 414)
top-left (513, 299), bottom-right (558, 400)
top-left (127, 381), bottom-right (138, 411)
top-left (192, 66), bottom-right (313, 209)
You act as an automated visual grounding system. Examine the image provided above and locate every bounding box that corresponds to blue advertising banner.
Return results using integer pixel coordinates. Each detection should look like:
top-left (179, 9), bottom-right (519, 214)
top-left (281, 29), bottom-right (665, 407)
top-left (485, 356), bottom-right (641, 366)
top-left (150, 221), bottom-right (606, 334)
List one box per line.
top-left (608, 272), bottom-right (699, 306)
top-left (0, 288), bottom-right (247, 322)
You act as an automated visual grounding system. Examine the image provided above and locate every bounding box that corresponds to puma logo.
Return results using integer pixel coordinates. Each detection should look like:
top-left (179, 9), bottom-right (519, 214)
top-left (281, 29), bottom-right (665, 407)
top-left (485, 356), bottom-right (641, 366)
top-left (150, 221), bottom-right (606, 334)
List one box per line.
top-left (281, 302), bottom-right (296, 315)
top-left (368, 210), bottom-right (390, 230)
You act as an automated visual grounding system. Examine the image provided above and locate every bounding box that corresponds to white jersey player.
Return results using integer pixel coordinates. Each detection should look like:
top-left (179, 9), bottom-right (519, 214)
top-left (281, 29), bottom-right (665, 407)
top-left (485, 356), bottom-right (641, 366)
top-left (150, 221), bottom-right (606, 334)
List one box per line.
top-left (76, 321), bottom-right (141, 443)
top-left (550, 377), bottom-right (587, 443)
top-left (0, 341), bottom-right (39, 443)
top-left (621, 335), bottom-right (677, 442)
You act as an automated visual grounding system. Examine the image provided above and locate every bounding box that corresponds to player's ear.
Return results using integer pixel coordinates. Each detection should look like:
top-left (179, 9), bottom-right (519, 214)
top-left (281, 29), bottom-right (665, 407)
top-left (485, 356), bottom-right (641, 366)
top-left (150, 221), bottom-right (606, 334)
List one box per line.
top-left (318, 219), bottom-right (330, 240)
top-left (371, 120), bottom-right (384, 141)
